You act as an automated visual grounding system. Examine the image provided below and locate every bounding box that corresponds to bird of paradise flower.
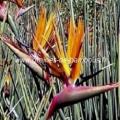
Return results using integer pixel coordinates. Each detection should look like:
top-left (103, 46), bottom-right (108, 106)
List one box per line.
top-left (0, 6), bottom-right (120, 120)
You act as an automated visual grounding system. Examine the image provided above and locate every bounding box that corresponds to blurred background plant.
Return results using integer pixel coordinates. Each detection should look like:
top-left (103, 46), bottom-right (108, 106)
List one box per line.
top-left (0, 0), bottom-right (120, 120)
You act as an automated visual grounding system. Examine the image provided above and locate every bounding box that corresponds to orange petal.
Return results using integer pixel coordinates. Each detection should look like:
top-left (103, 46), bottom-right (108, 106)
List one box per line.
top-left (55, 28), bottom-right (65, 58)
top-left (33, 7), bottom-right (46, 51)
top-left (67, 17), bottom-right (76, 59)
top-left (55, 28), bottom-right (71, 77)
top-left (71, 18), bottom-right (84, 59)
top-left (41, 12), bottom-right (55, 48)
top-left (70, 49), bottom-right (83, 82)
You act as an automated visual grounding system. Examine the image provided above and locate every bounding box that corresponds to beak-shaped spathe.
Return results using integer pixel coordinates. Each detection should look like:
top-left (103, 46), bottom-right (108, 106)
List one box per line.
top-left (46, 83), bottom-right (120, 120)
top-left (1, 34), bottom-right (61, 83)
top-left (1, 35), bottom-right (44, 78)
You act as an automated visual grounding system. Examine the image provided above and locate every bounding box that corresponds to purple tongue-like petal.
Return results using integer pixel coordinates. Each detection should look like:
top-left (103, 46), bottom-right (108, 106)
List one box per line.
top-left (46, 83), bottom-right (120, 120)
top-left (15, 5), bottom-right (34, 19)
